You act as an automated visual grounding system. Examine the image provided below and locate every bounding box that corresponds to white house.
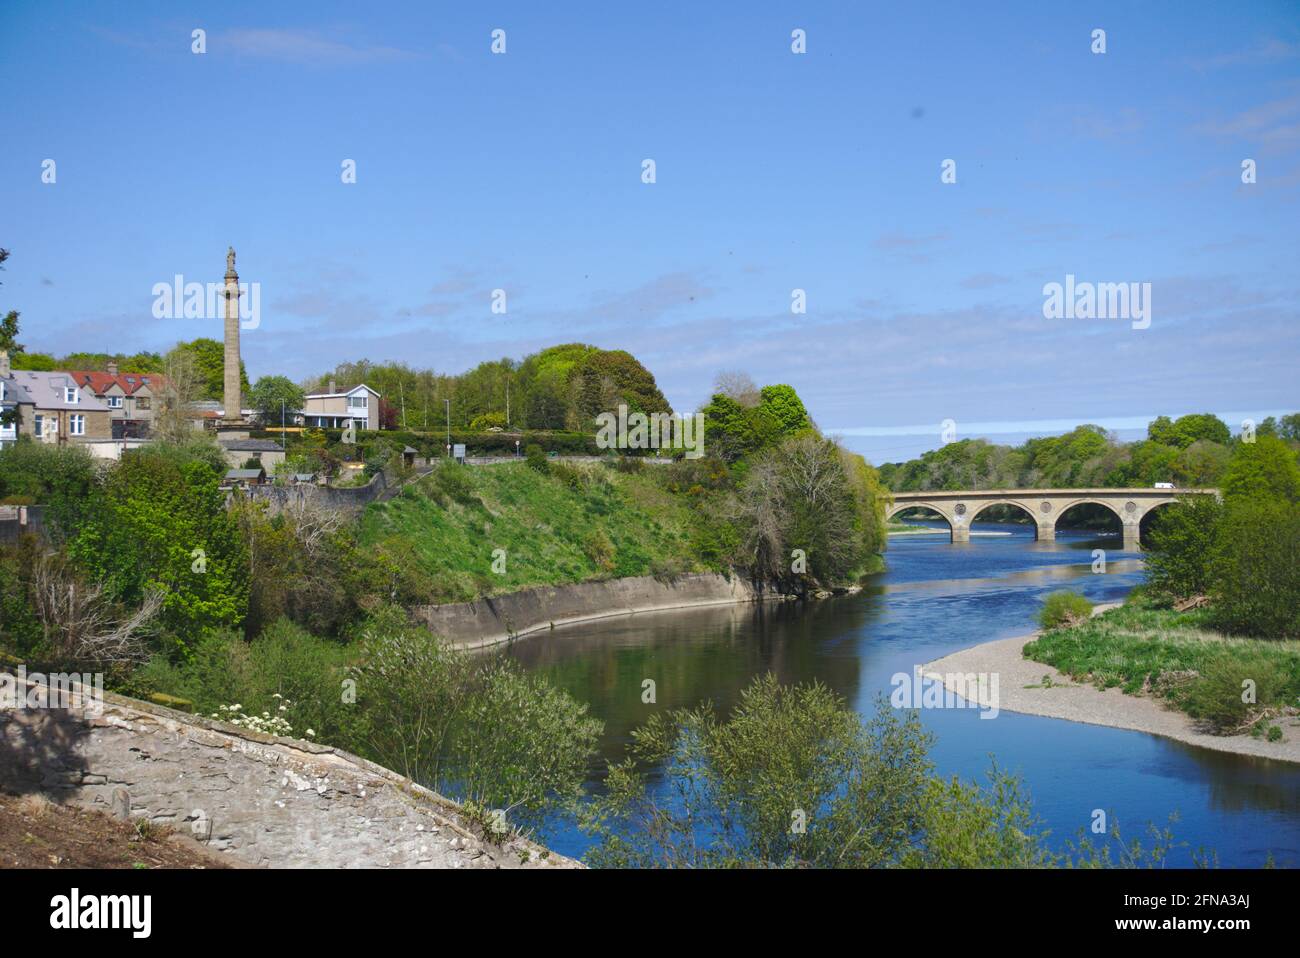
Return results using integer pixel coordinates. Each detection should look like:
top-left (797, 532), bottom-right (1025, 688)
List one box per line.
top-left (301, 382), bottom-right (381, 431)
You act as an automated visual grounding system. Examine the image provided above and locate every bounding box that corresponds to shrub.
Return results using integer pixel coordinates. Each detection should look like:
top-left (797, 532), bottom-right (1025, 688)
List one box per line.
top-left (583, 530), bottom-right (615, 573)
top-left (1168, 650), bottom-right (1298, 733)
top-left (524, 443), bottom-right (548, 474)
top-left (347, 610), bottom-right (601, 820)
top-left (1038, 591), bottom-right (1093, 630)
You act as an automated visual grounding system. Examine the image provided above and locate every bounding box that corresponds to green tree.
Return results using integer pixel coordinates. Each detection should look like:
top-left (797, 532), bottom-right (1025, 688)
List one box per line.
top-left (1220, 435), bottom-right (1300, 503)
top-left (1211, 498), bottom-right (1300, 638)
top-left (1169, 413), bottom-right (1231, 448)
top-left (0, 441), bottom-right (99, 540)
top-left (757, 384), bottom-right (810, 435)
top-left (166, 338), bottom-right (249, 402)
top-left (70, 445), bottom-right (248, 651)
top-left (248, 375), bottom-right (306, 426)
top-left (580, 675), bottom-right (1052, 868)
top-left (1145, 496), bottom-right (1226, 599)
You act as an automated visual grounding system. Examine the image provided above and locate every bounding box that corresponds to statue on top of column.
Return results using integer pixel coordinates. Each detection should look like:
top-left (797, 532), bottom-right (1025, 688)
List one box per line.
top-left (226, 246), bottom-right (237, 274)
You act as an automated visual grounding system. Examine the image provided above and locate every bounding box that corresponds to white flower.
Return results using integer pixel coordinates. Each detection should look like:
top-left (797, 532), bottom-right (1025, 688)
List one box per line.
top-left (306, 729), bottom-right (316, 737)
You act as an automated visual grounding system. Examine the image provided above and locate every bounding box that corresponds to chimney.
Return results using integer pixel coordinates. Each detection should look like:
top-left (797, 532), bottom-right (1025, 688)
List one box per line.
top-left (329, 379), bottom-right (336, 394)
top-left (0, 350), bottom-right (9, 379)
top-left (106, 361), bottom-right (119, 376)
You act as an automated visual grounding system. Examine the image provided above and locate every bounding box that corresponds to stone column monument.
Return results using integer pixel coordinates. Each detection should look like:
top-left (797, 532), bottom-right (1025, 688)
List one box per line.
top-left (223, 246), bottom-right (242, 422)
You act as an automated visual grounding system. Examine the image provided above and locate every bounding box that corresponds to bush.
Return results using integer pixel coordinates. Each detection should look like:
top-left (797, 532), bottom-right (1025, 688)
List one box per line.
top-left (524, 443), bottom-right (548, 474)
top-left (1169, 650), bottom-right (1298, 732)
top-left (347, 610), bottom-right (601, 821)
top-left (1038, 591), bottom-right (1093, 630)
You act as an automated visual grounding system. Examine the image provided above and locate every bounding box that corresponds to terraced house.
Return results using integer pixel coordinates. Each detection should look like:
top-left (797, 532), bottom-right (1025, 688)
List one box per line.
top-left (67, 362), bottom-right (165, 439)
top-left (3, 368), bottom-right (112, 445)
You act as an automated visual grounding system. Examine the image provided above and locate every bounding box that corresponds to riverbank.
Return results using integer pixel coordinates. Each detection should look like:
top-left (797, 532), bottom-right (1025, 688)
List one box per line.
top-left (923, 603), bottom-right (1300, 765)
top-left (419, 572), bottom-right (788, 651)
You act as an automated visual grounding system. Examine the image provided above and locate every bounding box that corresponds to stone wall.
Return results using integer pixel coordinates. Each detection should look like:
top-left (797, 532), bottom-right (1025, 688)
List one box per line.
top-left (0, 678), bottom-right (575, 869)
top-left (241, 470), bottom-right (389, 515)
top-left (415, 571), bottom-right (777, 650)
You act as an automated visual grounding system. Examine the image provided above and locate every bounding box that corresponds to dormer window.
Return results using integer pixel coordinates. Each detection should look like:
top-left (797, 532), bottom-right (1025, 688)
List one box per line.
top-left (108, 396), bottom-right (123, 408)
top-left (65, 386), bottom-right (80, 403)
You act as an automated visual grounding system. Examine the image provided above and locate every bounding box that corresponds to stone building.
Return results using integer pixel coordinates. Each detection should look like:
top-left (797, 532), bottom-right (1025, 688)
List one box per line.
top-left (3, 369), bottom-right (112, 445)
top-left (66, 363), bottom-right (166, 439)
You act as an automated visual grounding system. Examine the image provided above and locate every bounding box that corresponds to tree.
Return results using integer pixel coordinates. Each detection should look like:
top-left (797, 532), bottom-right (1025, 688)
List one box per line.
top-left (580, 675), bottom-right (1052, 868)
top-left (1145, 496), bottom-right (1226, 599)
top-left (154, 349), bottom-right (203, 442)
top-left (1170, 413), bottom-right (1230, 448)
top-left (0, 248), bottom-right (22, 358)
top-left (712, 370), bottom-right (760, 407)
top-left (70, 446), bottom-right (248, 652)
top-left (758, 384), bottom-right (810, 435)
top-left (248, 375), bottom-right (305, 427)
top-left (1211, 498), bottom-right (1300, 638)
top-left (165, 338), bottom-right (248, 402)
top-left (1220, 435), bottom-right (1300, 504)
top-left (1, 248), bottom-right (23, 429)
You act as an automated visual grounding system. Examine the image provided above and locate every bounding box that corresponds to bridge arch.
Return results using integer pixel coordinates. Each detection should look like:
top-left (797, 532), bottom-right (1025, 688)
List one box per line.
top-left (887, 502), bottom-right (956, 542)
top-left (968, 499), bottom-right (1043, 538)
top-left (1052, 497), bottom-right (1125, 537)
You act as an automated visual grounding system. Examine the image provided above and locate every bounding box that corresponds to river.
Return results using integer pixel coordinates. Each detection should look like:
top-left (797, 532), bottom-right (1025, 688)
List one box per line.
top-left (508, 520), bottom-right (1300, 867)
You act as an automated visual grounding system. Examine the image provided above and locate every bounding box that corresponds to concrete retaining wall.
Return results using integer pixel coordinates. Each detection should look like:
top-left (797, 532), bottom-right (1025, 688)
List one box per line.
top-left (414, 572), bottom-right (778, 650)
top-left (0, 678), bottom-right (575, 869)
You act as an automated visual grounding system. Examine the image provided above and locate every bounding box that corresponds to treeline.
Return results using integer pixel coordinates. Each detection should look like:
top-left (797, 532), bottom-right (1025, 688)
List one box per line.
top-left (879, 413), bottom-right (1300, 491)
top-left (305, 343), bottom-right (672, 432)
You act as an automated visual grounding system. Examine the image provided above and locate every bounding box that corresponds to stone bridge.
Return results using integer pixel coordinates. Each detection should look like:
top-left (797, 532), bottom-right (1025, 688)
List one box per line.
top-left (886, 488), bottom-right (1217, 550)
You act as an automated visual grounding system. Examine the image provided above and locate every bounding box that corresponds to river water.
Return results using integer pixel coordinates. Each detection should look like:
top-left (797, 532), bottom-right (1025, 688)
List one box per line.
top-left (508, 521), bottom-right (1300, 866)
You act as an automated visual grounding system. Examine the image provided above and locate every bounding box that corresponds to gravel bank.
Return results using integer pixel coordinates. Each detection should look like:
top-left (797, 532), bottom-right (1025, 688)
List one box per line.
top-left (922, 604), bottom-right (1300, 766)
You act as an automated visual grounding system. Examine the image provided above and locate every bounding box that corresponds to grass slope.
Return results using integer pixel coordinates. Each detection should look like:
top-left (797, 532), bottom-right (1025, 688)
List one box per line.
top-left (359, 462), bottom-right (711, 604)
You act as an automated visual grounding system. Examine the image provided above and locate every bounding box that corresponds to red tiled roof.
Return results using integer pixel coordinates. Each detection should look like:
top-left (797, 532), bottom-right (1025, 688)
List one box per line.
top-left (66, 370), bottom-right (167, 397)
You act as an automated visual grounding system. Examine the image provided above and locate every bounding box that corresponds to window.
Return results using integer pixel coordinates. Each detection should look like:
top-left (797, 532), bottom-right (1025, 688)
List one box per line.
top-left (34, 415), bottom-right (44, 437)
top-left (70, 414), bottom-right (85, 436)
top-left (136, 396), bottom-right (151, 410)
top-left (65, 386), bottom-right (80, 403)
top-left (108, 396), bottom-right (123, 408)
top-left (0, 382), bottom-right (5, 401)
top-left (348, 394), bottom-right (368, 409)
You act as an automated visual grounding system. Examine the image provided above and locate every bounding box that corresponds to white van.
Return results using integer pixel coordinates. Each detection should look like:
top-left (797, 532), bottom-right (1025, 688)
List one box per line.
top-left (1154, 482), bottom-right (1174, 489)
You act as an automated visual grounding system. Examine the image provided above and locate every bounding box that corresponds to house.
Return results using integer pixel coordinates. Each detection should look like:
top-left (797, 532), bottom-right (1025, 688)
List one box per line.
top-left (223, 467), bottom-right (266, 488)
top-left (0, 352), bottom-right (36, 449)
top-left (3, 366), bottom-right (112, 446)
top-left (66, 363), bottom-right (166, 439)
top-left (302, 381), bottom-right (381, 431)
top-left (218, 437), bottom-right (287, 471)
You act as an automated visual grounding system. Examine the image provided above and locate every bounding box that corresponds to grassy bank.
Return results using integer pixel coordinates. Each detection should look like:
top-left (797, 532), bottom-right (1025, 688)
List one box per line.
top-left (1024, 594), bottom-right (1300, 739)
top-left (359, 461), bottom-right (716, 604)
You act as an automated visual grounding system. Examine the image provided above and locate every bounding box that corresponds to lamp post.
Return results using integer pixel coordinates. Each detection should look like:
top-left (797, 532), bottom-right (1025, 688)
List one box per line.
top-left (515, 439), bottom-right (520, 459)
top-left (280, 400), bottom-right (286, 451)
top-left (445, 399), bottom-right (451, 458)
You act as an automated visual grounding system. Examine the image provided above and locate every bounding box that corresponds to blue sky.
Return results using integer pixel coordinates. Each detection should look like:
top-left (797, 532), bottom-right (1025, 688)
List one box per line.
top-left (2, 1), bottom-right (1298, 462)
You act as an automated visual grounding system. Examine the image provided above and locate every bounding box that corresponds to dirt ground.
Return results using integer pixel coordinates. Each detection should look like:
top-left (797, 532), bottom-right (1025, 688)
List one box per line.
top-left (0, 792), bottom-right (230, 869)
